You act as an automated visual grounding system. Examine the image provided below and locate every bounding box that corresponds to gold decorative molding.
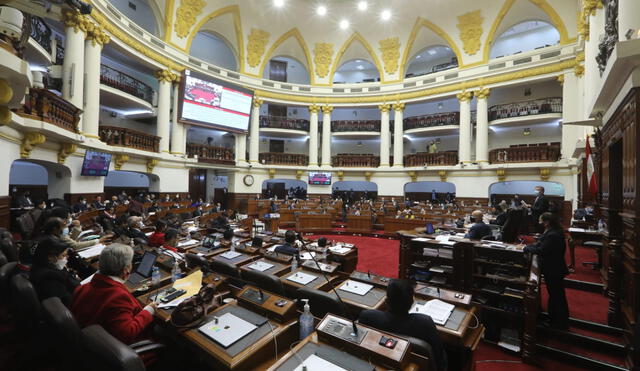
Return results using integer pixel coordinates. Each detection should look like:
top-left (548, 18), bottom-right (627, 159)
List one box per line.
top-left (114, 154), bottom-right (129, 170)
top-left (0, 107), bottom-right (11, 125)
top-left (457, 10), bottom-right (484, 56)
top-left (337, 170), bottom-right (344, 181)
top-left (0, 78), bottom-right (13, 106)
top-left (577, 9), bottom-right (589, 41)
top-left (146, 158), bottom-right (158, 173)
top-left (583, 0), bottom-right (603, 16)
top-left (86, 24), bottom-right (110, 46)
top-left (378, 104), bottom-right (391, 113)
top-left (258, 28), bottom-right (315, 83)
top-left (63, 9), bottom-right (91, 34)
top-left (308, 105), bottom-right (320, 114)
top-left (246, 28), bottom-right (270, 68)
top-left (475, 88), bottom-right (490, 100)
top-left (329, 32), bottom-right (384, 84)
top-left (379, 37), bottom-right (401, 74)
top-left (393, 103), bottom-right (405, 112)
top-left (438, 170), bottom-right (447, 182)
top-left (364, 171), bottom-right (372, 182)
top-left (174, 0), bottom-right (206, 38)
top-left (456, 90), bottom-right (473, 102)
top-left (496, 168), bottom-right (506, 182)
top-left (155, 69), bottom-right (179, 83)
top-left (313, 42), bottom-right (333, 78)
top-left (57, 143), bottom-right (77, 164)
top-left (295, 170), bottom-right (303, 180)
top-left (20, 132), bottom-right (46, 159)
top-left (557, 74), bottom-right (565, 85)
top-left (321, 105), bottom-right (334, 114)
top-left (252, 97), bottom-right (264, 108)
top-left (540, 168), bottom-right (551, 181)
top-left (574, 52), bottom-right (585, 77)
top-left (408, 171), bottom-right (417, 182)
top-left (268, 168), bottom-right (276, 179)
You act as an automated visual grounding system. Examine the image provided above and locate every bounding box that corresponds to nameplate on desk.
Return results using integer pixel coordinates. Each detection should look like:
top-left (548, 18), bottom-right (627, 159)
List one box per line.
top-left (286, 272), bottom-right (317, 285)
top-left (219, 251), bottom-right (242, 260)
top-left (338, 280), bottom-right (373, 296)
top-left (246, 261), bottom-right (274, 272)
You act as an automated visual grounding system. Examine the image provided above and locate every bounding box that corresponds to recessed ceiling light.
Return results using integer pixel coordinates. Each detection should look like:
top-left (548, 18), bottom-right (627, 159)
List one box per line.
top-left (357, 65), bottom-right (364, 70)
top-left (416, 55), bottom-right (421, 59)
top-left (317, 5), bottom-right (327, 16)
top-left (357, 1), bottom-right (368, 11)
top-left (380, 9), bottom-right (391, 21)
top-left (427, 49), bottom-right (437, 55)
top-left (339, 19), bottom-right (349, 29)
top-left (273, 0), bottom-right (284, 7)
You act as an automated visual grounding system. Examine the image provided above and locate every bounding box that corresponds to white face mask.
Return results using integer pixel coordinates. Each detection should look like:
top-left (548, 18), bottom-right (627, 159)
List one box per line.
top-left (62, 227), bottom-right (70, 236)
top-left (54, 257), bottom-right (67, 270)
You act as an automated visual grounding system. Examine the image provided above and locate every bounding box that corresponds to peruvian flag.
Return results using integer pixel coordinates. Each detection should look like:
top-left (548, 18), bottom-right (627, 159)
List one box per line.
top-left (586, 135), bottom-right (598, 195)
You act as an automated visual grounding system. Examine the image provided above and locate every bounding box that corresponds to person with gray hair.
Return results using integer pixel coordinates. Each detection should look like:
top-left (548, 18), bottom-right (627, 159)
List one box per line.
top-left (71, 244), bottom-right (157, 344)
top-left (126, 215), bottom-right (148, 241)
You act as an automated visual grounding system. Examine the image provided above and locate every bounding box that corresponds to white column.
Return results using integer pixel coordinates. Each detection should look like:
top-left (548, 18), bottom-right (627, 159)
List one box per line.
top-left (321, 105), bottom-right (333, 167)
top-left (308, 105), bottom-right (320, 166)
top-left (619, 0), bottom-right (640, 41)
top-left (170, 82), bottom-right (185, 154)
top-left (561, 72), bottom-right (587, 159)
top-left (83, 27), bottom-right (109, 139)
top-left (474, 88), bottom-right (490, 163)
top-left (235, 133), bottom-right (246, 164)
top-left (154, 70), bottom-right (176, 153)
top-left (379, 104), bottom-right (391, 167)
top-left (249, 98), bottom-right (263, 163)
top-left (61, 10), bottom-right (87, 128)
top-left (392, 103), bottom-right (405, 167)
top-left (457, 91), bottom-right (473, 164)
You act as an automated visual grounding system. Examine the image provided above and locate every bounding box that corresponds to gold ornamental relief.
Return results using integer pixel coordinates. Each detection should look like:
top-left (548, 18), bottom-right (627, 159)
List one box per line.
top-left (246, 28), bottom-right (270, 68)
top-left (313, 43), bottom-right (334, 78)
top-left (174, 0), bottom-right (206, 39)
top-left (379, 37), bottom-right (400, 74)
top-left (457, 10), bottom-right (483, 56)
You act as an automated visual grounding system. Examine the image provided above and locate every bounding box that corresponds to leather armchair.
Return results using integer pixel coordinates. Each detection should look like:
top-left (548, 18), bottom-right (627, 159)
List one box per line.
top-left (41, 297), bottom-right (84, 370)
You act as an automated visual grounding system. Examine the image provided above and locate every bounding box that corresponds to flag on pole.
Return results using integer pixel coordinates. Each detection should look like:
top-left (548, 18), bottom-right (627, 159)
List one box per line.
top-left (586, 135), bottom-right (598, 195)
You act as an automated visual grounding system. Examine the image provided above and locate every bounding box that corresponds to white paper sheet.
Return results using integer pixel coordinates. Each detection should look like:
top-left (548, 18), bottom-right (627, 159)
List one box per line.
top-left (338, 280), bottom-right (373, 296)
top-left (286, 272), bottom-right (317, 285)
top-left (219, 251), bottom-right (242, 259)
top-left (77, 244), bottom-right (106, 259)
top-left (247, 261), bottom-right (274, 272)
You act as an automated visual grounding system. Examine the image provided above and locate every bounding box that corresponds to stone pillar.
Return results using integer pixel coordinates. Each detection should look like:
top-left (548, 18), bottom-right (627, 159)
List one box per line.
top-left (308, 105), bottom-right (320, 166)
top-left (235, 133), bottom-right (246, 164)
top-left (321, 105), bottom-right (333, 167)
top-left (62, 10), bottom-right (89, 128)
top-left (379, 103), bottom-right (391, 167)
top-left (474, 88), bottom-right (490, 163)
top-left (619, 0), bottom-right (640, 41)
top-left (154, 70), bottom-right (177, 153)
top-left (249, 98), bottom-right (263, 163)
top-left (83, 24), bottom-right (109, 139)
top-left (457, 91), bottom-right (473, 164)
top-left (170, 81), bottom-right (185, 154)
top-left (392, 103), bottom-right (405, 167)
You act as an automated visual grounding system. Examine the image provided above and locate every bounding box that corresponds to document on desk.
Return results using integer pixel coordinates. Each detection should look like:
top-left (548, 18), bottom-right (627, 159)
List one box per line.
top-left (294, 354), bottom-right (347, 371)
top-left (77, 244), bottom-right (106, 259)
top-left (328, 246), bottom-right (351, 254)
top-left (338, 280), bottom-right (373, 296)
top-left (246, 261), bottom-right (274, 272)
top-left (410, 299), bottom-right (455, 325)
top-left (177, 239), bottom-right (199, 247)
top-left (435, 235), bottom-right (450, 242)
top-left (286, 271), bottom-right (317, 285)
top-left (299, 251), bottom-right (316, 260)
top-left (568, 227), bottom-right (586, 233)
top-left (412, 237), bottom-right (431, 242)
top-left (219, 251), bottom-right (242, 260)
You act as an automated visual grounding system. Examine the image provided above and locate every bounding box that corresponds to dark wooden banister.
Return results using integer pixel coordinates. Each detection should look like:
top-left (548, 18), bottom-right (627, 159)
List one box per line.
top-left (259, 152), bottom-right (309, 166)
top-left (186, 143), bottom-right (235, 165)
top-left (489, 144), bottom-right (560, 163)
top-left (18, 88), bottom-right (81, 133)
top-left (404, 151), bottom-right (458, 166)
top-left (99, 126), bottom-right (160, 152)
top-left (331, 154), bottom-right (380, 167)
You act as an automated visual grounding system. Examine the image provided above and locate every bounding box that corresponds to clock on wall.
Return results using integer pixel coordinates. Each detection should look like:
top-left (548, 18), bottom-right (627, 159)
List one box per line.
top-left (243, 174), bottom-right (254, 186)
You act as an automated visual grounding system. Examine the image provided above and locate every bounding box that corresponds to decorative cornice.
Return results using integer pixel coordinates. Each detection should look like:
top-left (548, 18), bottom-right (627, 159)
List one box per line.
top-left (556, 74), bottom-right (565, 85)
top-left (321, 106), bottom-right (334, 114)
top-left (155, 69), bottom-right (179, 83)
top-left (295, 170), bottom-right (303, 180)
top-left (86, 24), bottom-right (110, 47)
top-left (313, 42), bottom-right (333, 78)
top-left (457, 10), bottom-right (484, 56)
top-left (337, 170), bottom-right (344, 181)
top-left (21, 132), bottom-right (46, 159)
top-left (540, 168), bottom-right (551, 181)
top-left (438, 170), bottom-right (447, 182)
top-left (268, 168), bottom-right (276, 179)
top-left (583, 0), bottom-right (603, 16)
top-left (57, 143), bottom-right (77, 164)
top-left (146, 158), bottom-right (158, 173)
top-left (174, 0), bottom-right (206, 38)
top-left (252, 98), bottom-right (264, 108)
top-left (246, 28), bottom-right (270, 68)
top-left (364, 171), bottom-right (372, 182)
top-left (475, 88), bottom-right (490, 100)
top-left (378, 104), bottom-right (391, 113)
top-left (496, 168), bottom-right (506, 182)
top-left (308, 105), bottom-right (320, 114)
top-left (456, 90), bottom-right (474, 102)
top-left (114, 154), bottom-right (129, 170)
top-left (408, 170), bottom-right (417, 182)
top-left (63, 9), bottom-right (91, 34)
top-left (392, 103), bottom-right (406, 112)
top-left (379, 37), bottom-right (401, 75)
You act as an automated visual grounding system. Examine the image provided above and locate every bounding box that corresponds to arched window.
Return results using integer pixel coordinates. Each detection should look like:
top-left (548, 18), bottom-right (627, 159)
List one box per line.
top-left (333, 59), bottom-right (379, 84)
top-left (490, 20), bottom-right (560, 59)
top-left (189, 31), bottom-right (238, 71)
top-left (405, 45), bottom-right (458, 77)
top-left (263, 56), bottom-right (310, 84)
top-left (108, 0), bottom-right (161, 36)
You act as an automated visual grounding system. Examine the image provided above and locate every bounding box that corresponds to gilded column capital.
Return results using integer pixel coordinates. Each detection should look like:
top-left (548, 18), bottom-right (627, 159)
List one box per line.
top-left (475, 88), bottom-right (490, 100)
top-left (252, 98), bottom-right (264, 108)
top-left (321, 105), bottom-right (333, 114)
top-left (155, 69), bottom-right (179, 83)
top-left (86, 25), bottom-right (111, 47)
top-left (392, 103), bottom-right (405, 112)
top-left (62, 9), bottom-right (91, 34)
top-left (557, 74), bottom-right (565, 85)
top-left (114, 154), bottom-right (129, 170)
top-left (456, 91), bottom-right (473, 102)
top-left (146, 158), bottom-right (158, 173)
top-left (21, 132), bottom-right (46, 159)
top-left (378, 103), bottom-right (391, 113)
top-left (57, 143), bottom-right (77, 164)
top-left (583, 0), bottom-right (603, 16)
top-left (308, 105), bottom-right (320, 114)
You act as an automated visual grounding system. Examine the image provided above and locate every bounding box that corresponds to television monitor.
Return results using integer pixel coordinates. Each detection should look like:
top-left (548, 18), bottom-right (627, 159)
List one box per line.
top-left (81, 150), bottom-right (112, 176)
top-left (178, 69), bottom-right (253, 133)
top-left (309, 172), bottom-right (332, 185)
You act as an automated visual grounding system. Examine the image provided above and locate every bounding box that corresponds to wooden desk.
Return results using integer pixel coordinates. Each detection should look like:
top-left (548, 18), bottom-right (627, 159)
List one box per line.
top-left (384, 217), bottom-right (426, 234)
top-left (240, 257), bottom-right (290, 277)
top-left (347, 214), bottom-right (373, 233)
top-left (349, 270), bottom-right (391, 289)
top-left (264, 217), bottom-right (280, 233)
top-left (332, 279), bottom-right (387, 315)
top-left (236, 285), bottom-right (297, 323)
top-left (212, 251), bottom-right (257, 267)
top-left (296, 214), bottom-right (332, 232)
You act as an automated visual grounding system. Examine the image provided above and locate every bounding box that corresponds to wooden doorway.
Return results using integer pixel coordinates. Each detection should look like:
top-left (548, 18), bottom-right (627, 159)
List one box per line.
top-left (189, 169), bottom-right (206, 201)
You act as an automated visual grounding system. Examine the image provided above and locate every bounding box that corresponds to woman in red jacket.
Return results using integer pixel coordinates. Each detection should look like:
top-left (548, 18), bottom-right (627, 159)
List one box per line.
top-left (148, 220), bottom-right (167, 247)
top-left (71, 243), bottom-right (157, 344)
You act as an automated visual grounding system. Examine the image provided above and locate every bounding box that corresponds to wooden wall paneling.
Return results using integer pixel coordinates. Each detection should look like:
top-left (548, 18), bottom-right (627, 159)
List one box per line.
top-left (0, 196), bottom-right (11, 230)
top-left (10, 185), bottom-right (48, 204)
top-left (64, 193), bottom-right (104, 206)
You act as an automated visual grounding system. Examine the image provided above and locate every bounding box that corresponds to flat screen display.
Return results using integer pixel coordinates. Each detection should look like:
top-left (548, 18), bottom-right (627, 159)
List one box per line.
top-left (81, 150), bottom-right (112, 176)
top-left (178, 69), bottom-right (253, 133)
top-left (309, 172), bottom-right (332, 185)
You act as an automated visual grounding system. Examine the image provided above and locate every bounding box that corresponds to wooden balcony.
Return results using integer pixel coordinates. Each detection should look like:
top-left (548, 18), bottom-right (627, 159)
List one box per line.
top-left (489, 144), bottom-right (561, 163)
top-left (489, 97), bottom-right (562, 121)
top-left (404, 151), bottom-right (459, 167)
top-left (332, 154), bottom-right (380, 167)
top-left (99, 126), bottom-right (160, 152)
top-left (18, 88), bottom-right (81, 133)
top-left (259, 116), bottom-right (309, 131)
top-left (186, 143), bottom-right (235, 165)
top-left (259, 152), bottom-right (309, 166)
top-left (100, 64), bottom-right (155, 104)
top-left (332, 120), bottom-right (381, 132)
top-left (404, 112), bottom-right (459, 130)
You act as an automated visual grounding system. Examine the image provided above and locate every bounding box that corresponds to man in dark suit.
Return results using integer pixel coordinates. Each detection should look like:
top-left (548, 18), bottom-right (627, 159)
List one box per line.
top-left (431, 189), bottom-right (438, 204)
top-left (72, 197), bottom-right (89, 214)
top-left (359, 279), bottom-right (446, 371)
top-left (14, 191), bottom-right (34, 208)
top-left (531, 186), bottom-right (550, 220)
top-left (274, 230), bottom-right (299, 256)
top-left (465, 210), bottom-right (493, 240)
top-left (524, 212), bottom-right (569, 329)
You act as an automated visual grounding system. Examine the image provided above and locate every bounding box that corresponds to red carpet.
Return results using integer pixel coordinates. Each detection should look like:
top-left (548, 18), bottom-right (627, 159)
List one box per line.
top-left (566, 245), bottom-right (602, 284)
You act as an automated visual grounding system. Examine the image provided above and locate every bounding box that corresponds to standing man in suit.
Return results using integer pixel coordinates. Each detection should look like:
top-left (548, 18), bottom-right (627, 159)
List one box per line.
top-left (431, 189), bottom-right (438, 204)
top-left (525, 185), bottom-right (550, 231)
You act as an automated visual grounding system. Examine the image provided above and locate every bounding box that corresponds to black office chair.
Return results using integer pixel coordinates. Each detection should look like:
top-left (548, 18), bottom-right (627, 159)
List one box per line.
top-left (41, 297), bottom-right (84, 370)
top-left (297, 287), bottom-right (348, 318)
top-left (388, 332), bottom-right (444, 371)
top-left (500, 209), bottom-right (524, 243)
top-left (0, 250), bottom-right (7, 267)
top-left (0, 261), bottom-right (17, 297)
top-left (0, 238), bottom-right (18, 262)
top-left (81, 325), bottom-right (147, 371)
top-left (241, 269), bottom-right (285, 296)
top-left (9, 274), bottom-right (41, 333)
top-left (210, 259), bottom-right (239, 278)
top-left (185, 253), bottom-right (209, 270)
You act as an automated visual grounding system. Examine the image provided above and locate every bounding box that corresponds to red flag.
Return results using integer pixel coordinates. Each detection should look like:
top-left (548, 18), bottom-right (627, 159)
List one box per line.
top-left (586, 135), bottom-right (598, 195)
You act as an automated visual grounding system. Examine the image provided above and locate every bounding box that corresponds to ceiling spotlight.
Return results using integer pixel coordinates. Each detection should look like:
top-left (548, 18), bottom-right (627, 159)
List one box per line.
top-left (416, 55), bottom-right (421, 59)
top-left (380, 9), bottom-right (391, 21)
top-left (358, 1), bottom-right (368, 11)
top-left (357, 65), bottom-right (364, 70)
top-left (317, 5), bottom-right (327, 16)
top-left (273, 0), bottom-right (284, 7)
top-left (339, 19), bottom-right (350, 30)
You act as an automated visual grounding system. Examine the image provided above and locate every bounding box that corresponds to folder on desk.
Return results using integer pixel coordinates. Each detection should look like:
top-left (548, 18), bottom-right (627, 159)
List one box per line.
top-left (286, 272), bottom-right (317, 285)
top-left (198, 313), bottom-right (257, 348)
top-left (293, 354), bottom-right (348, 371)
top-left (246, 261), bottom-right (274, 272)
top-left (338, 280), bottom-right (373, 296)
top-left (219, 251), bottom-right (242, 260)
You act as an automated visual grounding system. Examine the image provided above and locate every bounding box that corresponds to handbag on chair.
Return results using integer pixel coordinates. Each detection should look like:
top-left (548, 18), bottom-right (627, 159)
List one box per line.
top-left (170, 284), bottom-right (219, 329)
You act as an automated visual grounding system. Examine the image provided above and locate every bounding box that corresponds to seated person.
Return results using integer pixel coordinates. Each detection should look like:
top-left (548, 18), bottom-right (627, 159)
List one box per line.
top-left (317, 237), bottom-right (328, 248)
top-left (465, 210), bottom-right (493, 240)
top-left (126, 216), bottom-right (148, 241)
top-left (148, 220), bottom-right (167, 247)
top-left (100, 206), bottom-right (118, 233)
top-left (573, 203), bottom-right (595, 221)
top-left (30, 237), bottom-right (80, 307)
top-left (251, 236), bottom-right (263, 248)
top-left (147, 202), bottom-right (160, 213)
top-left (48, 209), bottom-right (108, 250)
top-left (164, 213), bottom-right (180, 228)
top-left (358, 279), bottom-right (446, 371)
top-left (92, 196), bottom-right (106, 210)
top-left (71, 244), bottom-right (157, 345)
top-left (274, 230), bottom-right (299, 256)
top-left (72, 197), bottom-right (89, 214)
top-left (162, 228), bottom-right (180, 252)
top-left (220, 229), bottom-right (234, 248)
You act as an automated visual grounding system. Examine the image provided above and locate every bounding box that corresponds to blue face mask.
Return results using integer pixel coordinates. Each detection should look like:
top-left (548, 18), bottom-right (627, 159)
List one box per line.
top-left (62, 227), bottom-right (70, 236)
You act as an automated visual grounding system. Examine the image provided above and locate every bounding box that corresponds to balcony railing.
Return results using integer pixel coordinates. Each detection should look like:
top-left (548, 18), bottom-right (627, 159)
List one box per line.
top-left (332, 120), bottom-right (381, 132)
top-left (259, 152), bottom-right (309, 166)
top-left (332, 154), bottom-right (380, 167)
top-left (187, 143), bottom-right (235, 165)
top-left (259, 116), bottom-right (309, 131)
top-left (19, 88), bottom-right (81, 133)
top-left (99, 126), bottom-right (160, 152)
top-left (489, 144), bottom-right (561, 164)
top-left (100, 64), bottom-right (155, 104)
top-left (30, 16), bottom-right (52, 54)
top-left (55, 38), bottom-right (64, 65)
top-left (489, 97), bottom-right (562, 121)
top-left (404, 151), bottom-right (459, 167)
top-left (404, 111), bottom-right (460, 130)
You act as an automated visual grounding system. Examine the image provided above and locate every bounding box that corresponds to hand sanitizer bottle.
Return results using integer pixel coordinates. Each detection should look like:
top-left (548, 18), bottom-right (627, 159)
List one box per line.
top-left (299, 299), bottom-right (313, 340)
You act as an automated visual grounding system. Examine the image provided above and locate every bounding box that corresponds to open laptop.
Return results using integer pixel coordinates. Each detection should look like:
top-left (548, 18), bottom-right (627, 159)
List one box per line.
top-left (127, 252), bottom-right (157, 285)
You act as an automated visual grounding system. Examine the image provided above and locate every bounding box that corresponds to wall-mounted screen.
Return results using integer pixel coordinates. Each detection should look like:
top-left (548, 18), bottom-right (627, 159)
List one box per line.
top-left (81, 150), bottom-right (112, 176)
top-left (178, 69), bottom-right (253, 133)
top-left (309, 172), bottom-right (332, 185)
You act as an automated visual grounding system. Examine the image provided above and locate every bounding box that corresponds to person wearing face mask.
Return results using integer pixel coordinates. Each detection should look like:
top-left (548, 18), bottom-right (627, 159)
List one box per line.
top-left (126, 216), bottom-right (148, 241)
top-left (526, 186), bottom-right (550, 227)
top-left (30, 238), bottom-right (80, 307)
top-left (523, 212), bottom-right (569, 329)
top-left (47, 209), bottom-right (110, 250)
top-left (71, 244), bottom-right (157, 344)
top-left (72, 197), bottom-right (89, 214)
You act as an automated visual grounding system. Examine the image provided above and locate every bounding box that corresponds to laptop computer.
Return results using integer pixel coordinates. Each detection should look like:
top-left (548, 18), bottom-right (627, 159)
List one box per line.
top-left (127, 252), bottom-right (157, 285)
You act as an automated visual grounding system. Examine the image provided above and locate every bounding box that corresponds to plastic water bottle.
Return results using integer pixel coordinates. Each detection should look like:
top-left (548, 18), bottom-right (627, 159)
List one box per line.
top-left (291, 257), bottom-right (298, 272)
top-left (171, 262), bottom-right (181, 282)
top-left (597, 219), bottom-right (605, 232)
top-left (231, 241), bottom-right (237, 252)
top-left (151, 266), bottom-right (161, 287)
top-left (299, 299), bottom-right (314, 340)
